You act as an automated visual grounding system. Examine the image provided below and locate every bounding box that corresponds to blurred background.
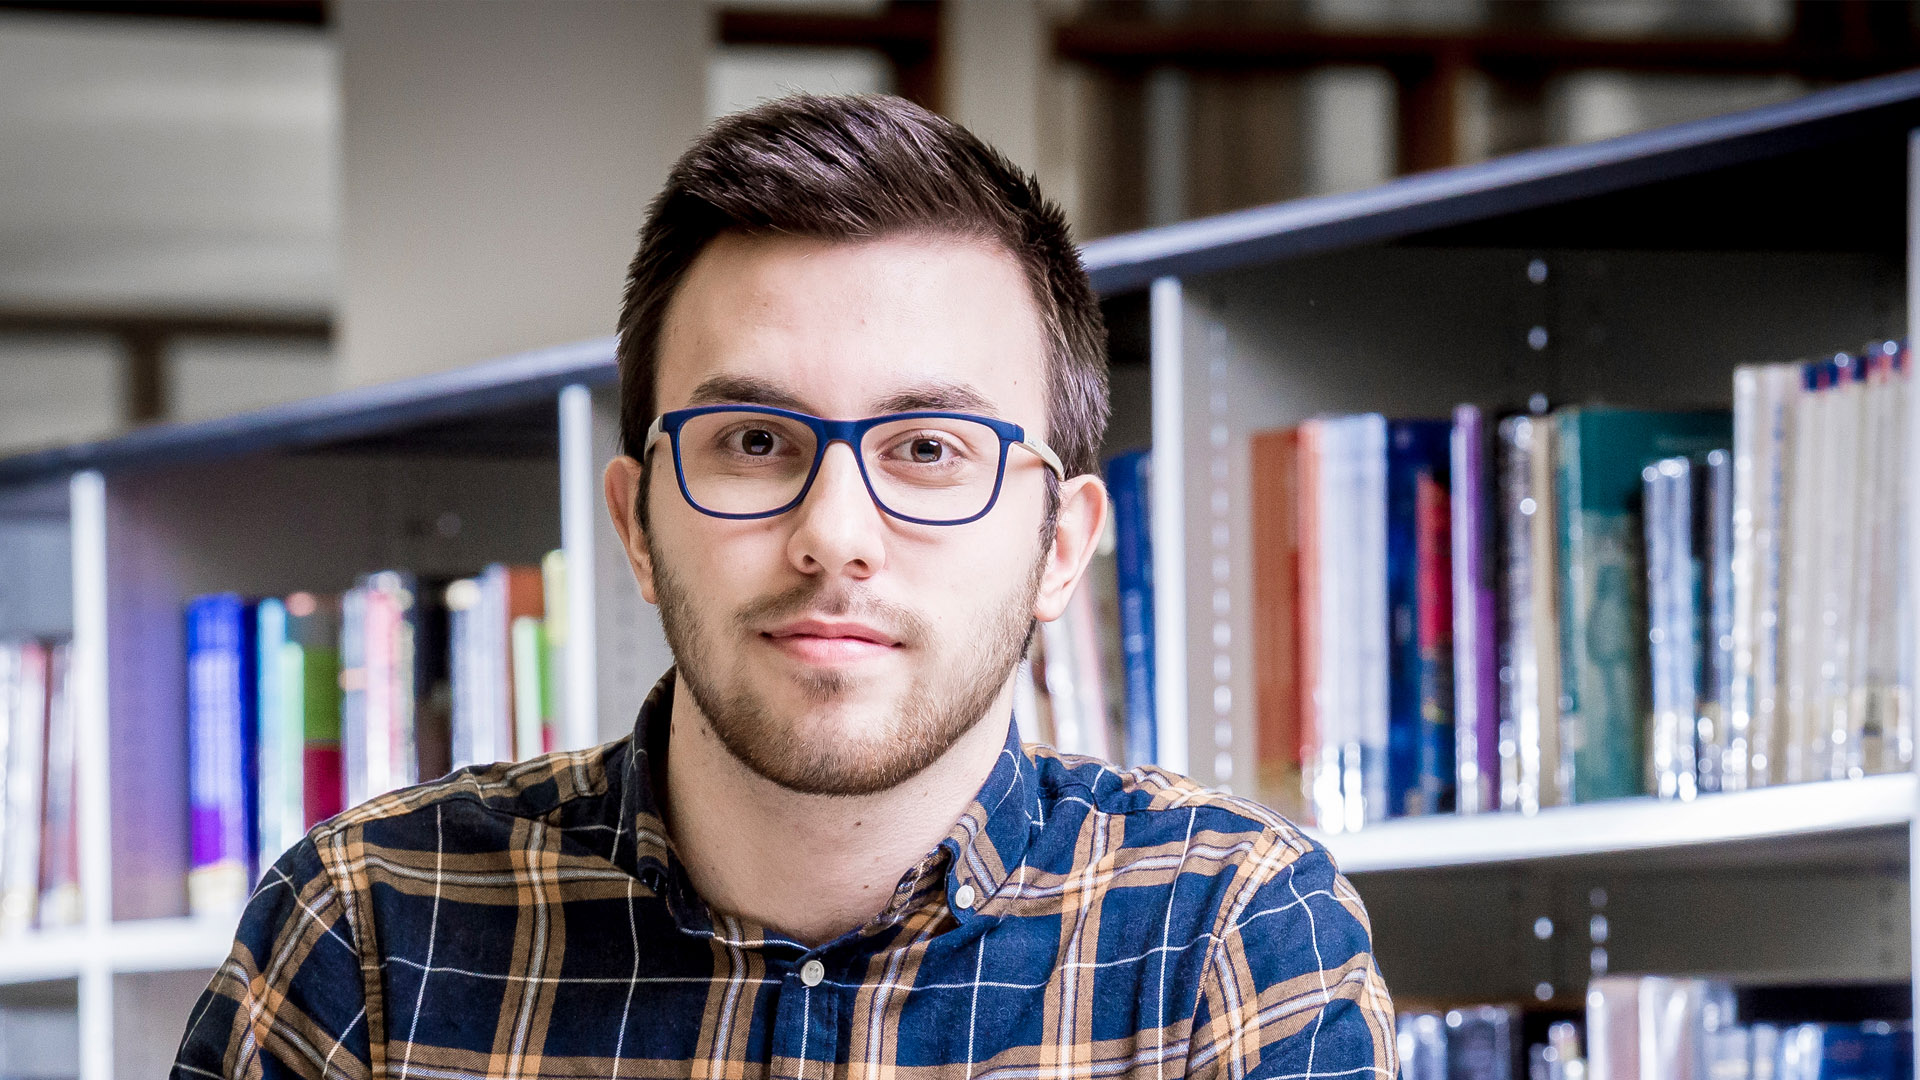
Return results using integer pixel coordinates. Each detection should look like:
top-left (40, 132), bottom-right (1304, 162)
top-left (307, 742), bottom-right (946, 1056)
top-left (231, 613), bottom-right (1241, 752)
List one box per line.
top-left (0, 0), bottom-right (1916, 455)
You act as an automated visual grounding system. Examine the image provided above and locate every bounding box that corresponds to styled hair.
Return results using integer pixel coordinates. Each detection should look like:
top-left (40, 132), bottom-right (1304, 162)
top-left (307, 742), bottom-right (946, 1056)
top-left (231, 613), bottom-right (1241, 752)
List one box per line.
top-left (616, 93), bottom-right (1109, 490)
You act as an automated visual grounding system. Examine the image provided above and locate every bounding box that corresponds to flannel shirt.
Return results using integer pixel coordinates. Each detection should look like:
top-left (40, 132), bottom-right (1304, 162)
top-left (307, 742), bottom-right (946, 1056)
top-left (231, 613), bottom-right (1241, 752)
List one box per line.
top-left (174, 671), bottom-right (1397, 1080)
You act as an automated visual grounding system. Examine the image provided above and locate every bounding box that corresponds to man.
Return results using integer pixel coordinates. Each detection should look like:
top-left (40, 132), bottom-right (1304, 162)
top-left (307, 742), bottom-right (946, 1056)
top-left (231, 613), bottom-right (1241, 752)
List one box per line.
top-left (174, 94), bottom-right (1395, 1080)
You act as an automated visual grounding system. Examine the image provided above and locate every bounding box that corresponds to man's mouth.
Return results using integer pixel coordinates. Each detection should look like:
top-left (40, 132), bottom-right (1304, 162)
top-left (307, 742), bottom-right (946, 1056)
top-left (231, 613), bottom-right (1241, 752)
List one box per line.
top-left (760, 617), bottom-right (903, 663)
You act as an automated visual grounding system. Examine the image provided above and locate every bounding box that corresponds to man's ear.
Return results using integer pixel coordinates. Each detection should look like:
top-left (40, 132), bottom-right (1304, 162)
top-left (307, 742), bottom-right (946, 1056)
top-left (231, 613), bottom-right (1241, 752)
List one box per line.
top-left (1033, 473), bottom-right (1110, 623)
top-left (603, 455), bottom-right (660, 606)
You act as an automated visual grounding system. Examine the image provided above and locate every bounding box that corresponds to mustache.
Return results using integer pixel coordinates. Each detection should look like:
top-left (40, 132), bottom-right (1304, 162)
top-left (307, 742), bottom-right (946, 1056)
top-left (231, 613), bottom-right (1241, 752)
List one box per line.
top-left (734, 579), bottom-right (930, 648)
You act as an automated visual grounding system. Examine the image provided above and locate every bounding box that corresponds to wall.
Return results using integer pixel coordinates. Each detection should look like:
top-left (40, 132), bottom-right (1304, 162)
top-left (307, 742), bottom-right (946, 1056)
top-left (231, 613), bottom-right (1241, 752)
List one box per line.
top-left (336, 1), bottom-right (709, 386)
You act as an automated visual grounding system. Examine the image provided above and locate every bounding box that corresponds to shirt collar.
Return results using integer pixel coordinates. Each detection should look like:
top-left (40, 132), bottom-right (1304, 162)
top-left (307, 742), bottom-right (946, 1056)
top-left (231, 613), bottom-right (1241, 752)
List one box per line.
top-left (618, 668), bottom-right (1043, 932)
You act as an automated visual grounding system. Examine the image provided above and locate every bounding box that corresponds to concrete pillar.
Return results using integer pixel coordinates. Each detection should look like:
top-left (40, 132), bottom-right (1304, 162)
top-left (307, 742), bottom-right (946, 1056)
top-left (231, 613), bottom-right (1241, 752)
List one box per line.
top-left (337, 1), bottom-right (709, 385)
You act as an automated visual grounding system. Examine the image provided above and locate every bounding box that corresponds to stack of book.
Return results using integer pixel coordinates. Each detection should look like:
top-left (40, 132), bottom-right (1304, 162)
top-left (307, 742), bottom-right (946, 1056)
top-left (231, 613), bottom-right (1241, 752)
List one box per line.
top-left (0, 639), bottom-right (77, 936)
top-left (1397, 1004), bottom-right (1553, 1080)
top-left (1249, 341), bottom-right (1912, 830)
top-left (1587, 976), bottom-right (1912, 1080)
top-left (186, 551), bottom-right (566, 915)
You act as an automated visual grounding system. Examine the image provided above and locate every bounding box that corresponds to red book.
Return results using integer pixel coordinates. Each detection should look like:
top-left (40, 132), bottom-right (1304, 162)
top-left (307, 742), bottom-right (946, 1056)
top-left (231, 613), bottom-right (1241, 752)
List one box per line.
top-left (1250, 428), bottom-right (1305, 821)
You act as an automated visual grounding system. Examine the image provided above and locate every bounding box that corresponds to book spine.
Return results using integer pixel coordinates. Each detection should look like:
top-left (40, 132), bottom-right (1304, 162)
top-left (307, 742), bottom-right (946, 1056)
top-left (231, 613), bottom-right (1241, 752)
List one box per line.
top-left (1783, 365), bottom-right (1824, 783)
top-left (363, 578), bottom-right (397, 796)
top-left (1414, 466), bottom-right (1454, 816)
top-left (1249, 429), bottom-right (1304, 819)
top-left (1317, 419), bottom-right (1356, 830)
top-left (1529, 417), bottom-right (1568, 808)
top-left (1496, 416), bottom-right (1538, 813)
top-left (37, 642), bottom-right (78, 929)
top-left (1298, 421), bottom-right (1331, 828)
top-left (290, 594), bottom-right (342, 829)
top-left (1106, 450), bottom-right (1157, 768)
top-left (446, 578), bottom-right (480, 770)
top-left (512, 616), bottom-right (547, 762)
top-left (1644, 457), bottom-right (1696, 801)
top-left (254, 598), bottom-right (288, 870)
top-left (1064, 583), bottom-right (1113, 762)
top-left (1352, 415), bottom-right (1390, 828)
top-left (339, 586), bottom-right (368, 808)
top-left (1699, 448), bottom-right (1735, 794)
top-left (1817, 356), bottom-right (1863, 780)
top-left (542, 550), bottom-right (568, 753)
top-left (186, 594), bottom-right (254, 915)
top-left (0, 642), bottom-right (47, 933)
top-left (1386, 423), bottom-right (1422, 818)
top-left (1451, 405), bottom-right (1499, 815)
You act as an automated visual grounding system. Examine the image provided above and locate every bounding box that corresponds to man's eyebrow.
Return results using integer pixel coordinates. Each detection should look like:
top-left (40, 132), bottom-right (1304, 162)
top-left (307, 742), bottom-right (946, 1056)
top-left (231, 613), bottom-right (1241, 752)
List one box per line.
top-left (684, 375), bottom-right (810, 411)
top-left (870, 383), bottom-right (996, 415)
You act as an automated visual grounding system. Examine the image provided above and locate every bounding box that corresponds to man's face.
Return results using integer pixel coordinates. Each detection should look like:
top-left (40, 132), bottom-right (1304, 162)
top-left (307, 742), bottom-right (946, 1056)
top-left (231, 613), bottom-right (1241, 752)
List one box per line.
top-left (614, 231), bottom-right (1088, 796)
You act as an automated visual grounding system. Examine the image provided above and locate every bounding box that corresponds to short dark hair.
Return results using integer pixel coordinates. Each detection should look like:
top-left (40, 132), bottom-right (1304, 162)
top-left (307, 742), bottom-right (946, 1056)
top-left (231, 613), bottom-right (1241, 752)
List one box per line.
top-left (616, 94), bottom-right (1109, 489)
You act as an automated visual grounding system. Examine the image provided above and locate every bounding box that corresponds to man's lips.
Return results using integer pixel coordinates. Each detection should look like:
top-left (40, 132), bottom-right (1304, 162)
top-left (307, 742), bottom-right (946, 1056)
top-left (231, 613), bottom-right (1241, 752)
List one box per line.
top-left (759, 618), bottom-right (903, 662)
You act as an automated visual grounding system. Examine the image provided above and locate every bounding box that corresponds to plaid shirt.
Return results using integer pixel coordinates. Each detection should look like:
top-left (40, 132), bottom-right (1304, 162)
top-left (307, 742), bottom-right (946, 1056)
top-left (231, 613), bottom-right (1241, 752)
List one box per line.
top-left (174, 672), bottom-right (1396, 1080)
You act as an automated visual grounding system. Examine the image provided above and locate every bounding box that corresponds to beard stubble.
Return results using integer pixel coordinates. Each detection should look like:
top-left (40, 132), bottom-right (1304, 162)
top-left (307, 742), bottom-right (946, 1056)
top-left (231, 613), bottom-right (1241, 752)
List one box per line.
top-left (650, 544), bottom-right (1046, 796)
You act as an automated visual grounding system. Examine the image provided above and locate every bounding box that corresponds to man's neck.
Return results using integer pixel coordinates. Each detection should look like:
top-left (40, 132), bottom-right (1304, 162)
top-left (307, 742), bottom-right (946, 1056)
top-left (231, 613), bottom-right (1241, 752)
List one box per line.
top-left (659, 679), bottom-right (1014, 947)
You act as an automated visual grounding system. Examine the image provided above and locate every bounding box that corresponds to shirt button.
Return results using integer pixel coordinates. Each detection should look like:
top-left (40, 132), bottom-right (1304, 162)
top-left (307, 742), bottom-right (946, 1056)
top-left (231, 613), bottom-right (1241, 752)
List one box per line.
top-left (954, 884), bottom-right (976, 910)
top-left (800, 959), bottom-right (825, 987)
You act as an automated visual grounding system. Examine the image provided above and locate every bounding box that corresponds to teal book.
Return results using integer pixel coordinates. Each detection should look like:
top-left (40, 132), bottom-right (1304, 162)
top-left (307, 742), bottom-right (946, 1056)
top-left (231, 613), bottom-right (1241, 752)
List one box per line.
top-left (1553, 408), bottom-right (1731, 803)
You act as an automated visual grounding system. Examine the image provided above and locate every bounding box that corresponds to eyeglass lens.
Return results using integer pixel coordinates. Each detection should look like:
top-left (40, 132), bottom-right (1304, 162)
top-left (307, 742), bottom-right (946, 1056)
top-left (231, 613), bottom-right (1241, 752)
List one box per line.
top-left (675, 410), bottom-right (1006, 521)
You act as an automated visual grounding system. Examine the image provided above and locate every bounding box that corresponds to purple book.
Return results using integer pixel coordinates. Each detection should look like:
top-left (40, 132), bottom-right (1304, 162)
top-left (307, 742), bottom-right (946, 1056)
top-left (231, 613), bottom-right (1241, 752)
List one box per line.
top-left (1450, 406), bottom-right (1501, 813)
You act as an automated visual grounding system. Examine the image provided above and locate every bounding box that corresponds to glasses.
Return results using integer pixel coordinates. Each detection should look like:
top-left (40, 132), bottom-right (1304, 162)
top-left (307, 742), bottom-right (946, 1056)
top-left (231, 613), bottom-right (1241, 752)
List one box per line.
top-left (644, 405), bottom-right (1065, 526)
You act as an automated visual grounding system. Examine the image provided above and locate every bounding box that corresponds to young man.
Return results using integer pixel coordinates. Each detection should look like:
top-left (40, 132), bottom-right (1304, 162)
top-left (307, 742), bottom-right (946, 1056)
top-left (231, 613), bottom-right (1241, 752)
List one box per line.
top-left (174, 95), bottom-right (1395, 1080)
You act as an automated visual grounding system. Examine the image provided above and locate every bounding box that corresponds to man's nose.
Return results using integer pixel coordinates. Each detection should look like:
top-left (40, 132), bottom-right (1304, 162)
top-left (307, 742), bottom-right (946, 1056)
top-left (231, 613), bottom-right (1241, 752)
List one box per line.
top-left (785, 440), bottom-right (887, 577)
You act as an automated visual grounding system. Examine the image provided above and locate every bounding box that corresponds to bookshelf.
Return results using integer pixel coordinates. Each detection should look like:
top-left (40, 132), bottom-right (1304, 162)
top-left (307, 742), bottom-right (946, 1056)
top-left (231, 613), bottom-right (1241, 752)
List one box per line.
top-left (0, 69), bottom-right (1918, 1078)
top-left (1079, 68), bottom-right (1920, 1022)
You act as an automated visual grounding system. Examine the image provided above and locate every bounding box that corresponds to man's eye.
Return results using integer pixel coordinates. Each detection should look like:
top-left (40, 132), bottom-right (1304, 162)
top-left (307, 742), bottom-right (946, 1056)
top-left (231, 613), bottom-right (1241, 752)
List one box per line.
top-left (908, 437), bottom-right (947, 463)
top-left (734, 428), bottom-right (778, 455)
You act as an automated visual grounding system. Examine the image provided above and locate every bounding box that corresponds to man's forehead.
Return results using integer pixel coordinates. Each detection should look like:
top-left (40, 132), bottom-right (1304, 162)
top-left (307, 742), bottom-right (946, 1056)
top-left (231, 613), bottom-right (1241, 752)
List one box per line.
top-left (681, 372), bottom-right (1005, 419)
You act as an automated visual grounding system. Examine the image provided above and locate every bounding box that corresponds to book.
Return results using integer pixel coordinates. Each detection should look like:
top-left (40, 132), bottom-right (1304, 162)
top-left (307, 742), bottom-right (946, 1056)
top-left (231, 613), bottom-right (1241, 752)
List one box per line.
top-left (339, 585), bottom-right (368, 807)
top-left (1730, 363), bottom-right (1800, 791)
top-left (185, 594), bottom-right (257, 915)
top-left (1319, 414), bottom-right (1389, 830)
top-left (1298, 421), bottom-right (1331, 827)
top-left (1249, 428), bottom-right (1305, 819)
top-left (0, 642), bottom-right (47, 934)
top-left (1644, 456), bottom-right (1699, 801)
top-left (1553, 408), bottom-right (1730, 803)
top-left (286, 593), bottom-right (342, 828)
top-left (37, 642), bottom-right (78, 929)
top-left (1587, 976), bottom-right (1737, 1080)
top-left (511, 615), bottom-right (549, 761)
top-left (1445, 1004), bottom-right (1520, 1080)
top-left (1386, 419), bottom-right (1452, 818)
top-left (1106, 450), bottom-right (1156, 768)
top-left (1496, 414), bottom-right (1558, 814)
top-left (254, 598), bottom-right (298, 868)
top-left (541, 549), bottom-right (569, 751)
top-left (1398, 1012), bottom-right (1448, 1080)
top-left (1698, 449), bottom-right (1735, 795)
top-left (1451, 405), bottom-right (1501, 815)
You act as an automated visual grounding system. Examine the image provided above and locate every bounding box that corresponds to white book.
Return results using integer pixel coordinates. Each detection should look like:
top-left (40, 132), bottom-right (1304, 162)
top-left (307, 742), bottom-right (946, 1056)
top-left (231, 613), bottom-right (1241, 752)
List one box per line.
top-left (1729, 363), bottom-right (1799, 790)
top-left (1781, 365), bottom-right (1822, 783)
top-left (1, 643), bottom-right (47, 935)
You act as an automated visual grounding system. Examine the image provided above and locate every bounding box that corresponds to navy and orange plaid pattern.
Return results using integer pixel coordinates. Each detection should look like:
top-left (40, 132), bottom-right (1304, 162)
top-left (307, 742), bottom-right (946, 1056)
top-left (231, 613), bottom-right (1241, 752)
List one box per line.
top-left (174, 673), bottom-right (1397, 1080)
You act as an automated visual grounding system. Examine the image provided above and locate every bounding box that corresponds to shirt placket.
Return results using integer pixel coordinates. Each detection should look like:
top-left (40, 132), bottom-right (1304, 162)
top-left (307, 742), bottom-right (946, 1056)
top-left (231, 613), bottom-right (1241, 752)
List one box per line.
top-left (770, 949), bottom-right (841, 1080)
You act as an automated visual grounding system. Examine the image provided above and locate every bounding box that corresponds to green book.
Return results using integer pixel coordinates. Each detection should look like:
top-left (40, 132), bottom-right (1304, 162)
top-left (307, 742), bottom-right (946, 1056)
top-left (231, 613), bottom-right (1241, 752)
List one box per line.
top-left (1553, 408), bottom-right (1731, 803)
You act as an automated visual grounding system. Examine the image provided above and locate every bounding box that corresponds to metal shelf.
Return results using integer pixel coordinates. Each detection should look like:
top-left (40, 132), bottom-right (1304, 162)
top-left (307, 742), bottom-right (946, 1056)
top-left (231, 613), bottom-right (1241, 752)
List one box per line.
top-left (1308, 773), bottom-right (1917, 874)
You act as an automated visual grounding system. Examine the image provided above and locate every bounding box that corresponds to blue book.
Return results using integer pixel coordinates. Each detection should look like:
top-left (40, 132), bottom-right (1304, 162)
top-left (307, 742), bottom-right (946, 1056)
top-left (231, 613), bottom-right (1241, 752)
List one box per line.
top-left (1777, 1022), bottom-right (1909, 1080)
top-left (1386, 420), bottom-right (1452, 817)
top-left (1106, 450), bottom-right (1156, 767)
top-left (186, 593), bottom-right (258, 914)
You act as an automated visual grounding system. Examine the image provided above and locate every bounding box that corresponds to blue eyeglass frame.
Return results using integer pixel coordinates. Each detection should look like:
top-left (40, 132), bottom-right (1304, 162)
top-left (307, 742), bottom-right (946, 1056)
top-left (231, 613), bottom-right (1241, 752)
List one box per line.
top-left (644, 404), bottom-right (1067, 526)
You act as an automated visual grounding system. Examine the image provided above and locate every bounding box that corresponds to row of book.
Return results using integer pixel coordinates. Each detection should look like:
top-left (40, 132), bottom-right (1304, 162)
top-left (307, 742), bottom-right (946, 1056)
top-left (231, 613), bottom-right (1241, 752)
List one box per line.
top-left (0, 640), bottom-right (77, 936)
top-left (1013, 448), bottom-right (1157, 766)
top-left (1400, 977), bottom-right (1913, 1080)
top-left (186, 552), bottom-right (568, 914)
top-left (1250, 341), bottom-right (1912, 830)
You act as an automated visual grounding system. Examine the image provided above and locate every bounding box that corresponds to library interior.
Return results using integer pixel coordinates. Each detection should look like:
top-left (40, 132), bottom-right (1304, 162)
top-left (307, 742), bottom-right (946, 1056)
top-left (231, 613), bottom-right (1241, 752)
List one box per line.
top-left (2, 1), bottom-right (1919, 1078)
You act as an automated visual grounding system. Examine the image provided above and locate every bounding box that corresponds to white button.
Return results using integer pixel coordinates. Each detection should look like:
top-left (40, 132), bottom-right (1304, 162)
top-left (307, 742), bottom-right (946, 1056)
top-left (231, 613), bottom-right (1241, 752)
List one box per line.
top-left (954, 884), bottom-right (976, 910)
top-left (800, 959), bottom-right (825, 987)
